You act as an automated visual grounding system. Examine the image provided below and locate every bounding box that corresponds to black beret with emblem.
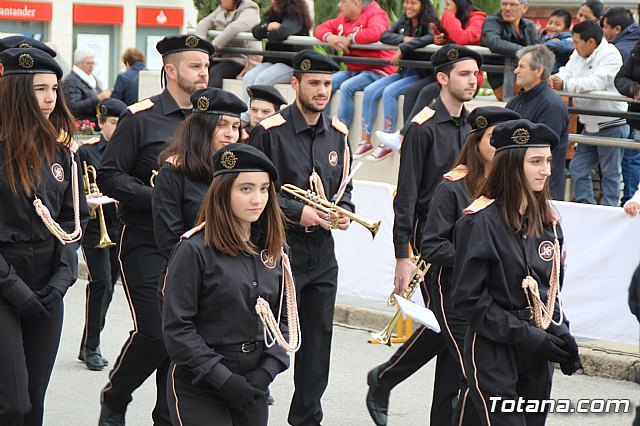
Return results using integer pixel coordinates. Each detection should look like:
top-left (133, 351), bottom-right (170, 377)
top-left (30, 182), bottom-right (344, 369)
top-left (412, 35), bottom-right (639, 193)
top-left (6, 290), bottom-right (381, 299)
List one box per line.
top-left (247, 85), bottom-right (287, 108)
top-left (212, 143), bottom-right (278, 182)
top-left (98, 98), bottom-right (127, 118)
top-left (491, 119), bottom-right (559, 152)
top-left (0, 36), bottom-right (57, 57)
top-left (191, 88), bottom-right (247, 117)
top-left (0, 47), bottom-right (62, 79)
top-left (292, 49), bottom-right (340, 74)
top-left (156, 34), bottom-right (215, 57)
top-left (468, 106), bottom-right (521, 133)
top-left (431, 44), bottom-right (483, 71)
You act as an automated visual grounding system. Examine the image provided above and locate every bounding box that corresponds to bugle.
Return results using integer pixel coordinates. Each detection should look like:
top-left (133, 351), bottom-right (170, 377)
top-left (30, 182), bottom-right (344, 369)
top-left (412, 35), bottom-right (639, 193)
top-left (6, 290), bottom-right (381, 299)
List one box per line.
top-left (280, 183), bottom-right (381, 240)
top-left (83, 161), bottom-right (116, 249)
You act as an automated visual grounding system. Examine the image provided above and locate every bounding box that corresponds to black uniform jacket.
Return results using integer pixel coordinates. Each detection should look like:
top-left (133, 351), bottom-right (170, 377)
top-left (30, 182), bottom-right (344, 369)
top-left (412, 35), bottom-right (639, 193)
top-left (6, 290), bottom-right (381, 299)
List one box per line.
top-left (0, 145), bottom-right (89, 305)
top-left (452, 202), bottom-right (569, 352)
top-left (249, 103), bottom-right (355, 226)
top-left (151, 162), bottom-right (210, 261)
top-left (162, 230), bottom-right (289, 389)
top-left (77, 136), bottom-right (118, 227)
top-left (98, 90), bottom-right (189, 232)
top-left (393, 98), bottom-right (470, 258)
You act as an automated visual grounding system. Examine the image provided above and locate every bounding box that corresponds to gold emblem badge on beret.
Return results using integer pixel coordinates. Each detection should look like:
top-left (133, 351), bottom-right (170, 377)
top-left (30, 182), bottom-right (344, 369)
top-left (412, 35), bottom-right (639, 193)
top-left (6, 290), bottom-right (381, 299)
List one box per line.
top-left (185, 35), bottom-right (200, 48)
top-left (511, 128), bottom-right (530, 145)
top-left (197, 96), bottom-right (210, 112)
top-left (475, 116), bottom-right (488, 129)
top-left (100, 104), bottom-right (108, 115)
top-left (221, 151), bottom-right (237, 170)
top-left (447, 49), bottom-right (459, 61)
top-left (300, 58), bottom-right (311, 71)
top-left (18, 53), bottom-right (34, 69)
top-left (246, 88), bottom-right (253, 98)
top-left (18, 43), bottom-right (32, 48)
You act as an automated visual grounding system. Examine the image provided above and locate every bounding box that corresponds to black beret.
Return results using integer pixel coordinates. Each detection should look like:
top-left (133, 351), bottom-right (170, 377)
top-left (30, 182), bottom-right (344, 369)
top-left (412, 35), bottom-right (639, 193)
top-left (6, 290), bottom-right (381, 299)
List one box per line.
top-left (431, 44), bottom-right (483, 71)
top-left (98, 98), bottom-right (127, 118)
top-left (491, 119), bottom-right (559, 152)
top-left (191, 88), bottom-right (247, 117)
top-left (0, 48), bottom-right (62, 80)
top-left (468, 107), bottom-right (521, 133)
top-left (0, 36), bottom-right (56, 57)
top-left (212, 143), bottom-right (278, 182)
top-left (292, 49), bottom-right (340, 74)
top-left (247, 85), bottom-right (287, 108)
top-left (156, 34), bottom-right (215, 57)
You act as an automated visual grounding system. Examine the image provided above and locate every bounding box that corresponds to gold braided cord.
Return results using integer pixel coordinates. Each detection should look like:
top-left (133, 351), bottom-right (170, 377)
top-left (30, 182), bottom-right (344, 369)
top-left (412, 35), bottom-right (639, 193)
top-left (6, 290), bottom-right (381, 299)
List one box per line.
top-left (255, 249), bottom-right (301, 352)
top-left (308, 134), bottom-right (352, 205)
top-left (33, 152), bottom-right (83, 244)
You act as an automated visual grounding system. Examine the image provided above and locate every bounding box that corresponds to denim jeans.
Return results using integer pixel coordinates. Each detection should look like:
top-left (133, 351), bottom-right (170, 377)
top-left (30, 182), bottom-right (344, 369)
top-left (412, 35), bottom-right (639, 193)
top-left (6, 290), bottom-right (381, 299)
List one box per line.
top-left (621, 128), bottom-right (640, 205)
top-left (332, 70), bottom-right (383, 127)
top-left (361, 69), bottom-right (421, 135)
top-left (569, 124), bottom-right (628, 206)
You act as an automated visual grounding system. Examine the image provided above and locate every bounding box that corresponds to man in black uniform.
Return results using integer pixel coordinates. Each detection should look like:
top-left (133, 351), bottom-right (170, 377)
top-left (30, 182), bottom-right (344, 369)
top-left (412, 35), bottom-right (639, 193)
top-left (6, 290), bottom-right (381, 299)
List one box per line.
top-left (242, 85), bottom-right (288, 141)
top-left (366, 45), bottom-right (483, 426)
top-left (249, 50), bottom-right (354, 426)
top-left (96, 34), bottom-right (214, 426)
top-left (76, 98), bottom-right (126, 371)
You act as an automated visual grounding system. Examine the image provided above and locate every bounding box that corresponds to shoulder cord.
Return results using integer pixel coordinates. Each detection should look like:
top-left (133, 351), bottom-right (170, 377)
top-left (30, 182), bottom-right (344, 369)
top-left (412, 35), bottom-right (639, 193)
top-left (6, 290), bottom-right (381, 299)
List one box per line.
top-left (521, 222), bottom-right (564, 330)
top-left (33, 151), bottom-right (83, 244)
top-left (309, 134), bottom-right (351, 205)
top-left (255, 249), bottom-right (301, 352)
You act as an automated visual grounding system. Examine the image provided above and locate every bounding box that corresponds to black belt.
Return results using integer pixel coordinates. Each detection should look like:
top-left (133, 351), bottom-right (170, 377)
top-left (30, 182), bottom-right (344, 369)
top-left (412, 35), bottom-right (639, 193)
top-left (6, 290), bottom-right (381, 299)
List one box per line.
top-left (0, 238), bottom-right (54, 251)
top-left (216, 341), bottom-right (263, 353)
top-left (289, 224), bottom-right (325, 234)
top-left (509, 307), bottom-right (534, 321)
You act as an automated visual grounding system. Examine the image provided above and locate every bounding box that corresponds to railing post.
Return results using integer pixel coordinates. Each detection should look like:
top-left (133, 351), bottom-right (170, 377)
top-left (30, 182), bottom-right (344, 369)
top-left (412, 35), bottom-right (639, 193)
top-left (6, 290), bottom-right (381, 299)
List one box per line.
top-left (502, 57), bottom-right (515, 101)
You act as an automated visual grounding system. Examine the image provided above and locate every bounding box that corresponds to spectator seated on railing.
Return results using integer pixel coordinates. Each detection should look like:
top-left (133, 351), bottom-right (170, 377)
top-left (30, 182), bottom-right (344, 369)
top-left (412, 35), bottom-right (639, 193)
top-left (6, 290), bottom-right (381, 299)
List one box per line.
top-left (314, 0), bottom-right (396, 136)
top-left (549, 20), bottom-right (628, 207)
top-left (576, 0), bottom-right (604, 25)
top-left (540, 9), bottom-right (573, 74)
top-left (481, 0), bottom-right (538, 100)
top-left (195, 0), bottom-right (261, 88)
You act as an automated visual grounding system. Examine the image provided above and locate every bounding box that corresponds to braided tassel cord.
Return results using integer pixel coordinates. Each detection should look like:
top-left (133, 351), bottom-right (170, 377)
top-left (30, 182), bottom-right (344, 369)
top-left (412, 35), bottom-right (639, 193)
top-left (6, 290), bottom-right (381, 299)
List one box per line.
top-left (255, 249), bottom-right (301, 352)
top-left (308, 134), bottom-right (352, 205)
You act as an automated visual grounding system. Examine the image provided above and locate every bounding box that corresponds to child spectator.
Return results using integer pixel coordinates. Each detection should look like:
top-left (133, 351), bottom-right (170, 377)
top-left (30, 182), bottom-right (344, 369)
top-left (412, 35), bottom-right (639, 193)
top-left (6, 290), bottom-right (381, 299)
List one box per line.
top-left (540, 9), bottom-right (573, 73)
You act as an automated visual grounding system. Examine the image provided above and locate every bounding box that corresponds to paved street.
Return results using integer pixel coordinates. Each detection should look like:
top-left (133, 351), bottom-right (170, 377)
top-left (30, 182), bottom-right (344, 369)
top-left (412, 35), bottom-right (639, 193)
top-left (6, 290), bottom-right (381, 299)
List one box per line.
top-left (45, 280), bottom-right (639, 425)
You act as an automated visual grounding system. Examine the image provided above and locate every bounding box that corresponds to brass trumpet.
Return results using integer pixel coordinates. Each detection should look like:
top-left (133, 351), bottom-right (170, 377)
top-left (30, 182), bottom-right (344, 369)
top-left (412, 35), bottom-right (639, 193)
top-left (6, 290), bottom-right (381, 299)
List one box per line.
top-left (82, 161), bottom-right (116, 249)
top-left (280, 183), bottom-right (382, 240)
top-left (370, 256), bottom-right (431, 346)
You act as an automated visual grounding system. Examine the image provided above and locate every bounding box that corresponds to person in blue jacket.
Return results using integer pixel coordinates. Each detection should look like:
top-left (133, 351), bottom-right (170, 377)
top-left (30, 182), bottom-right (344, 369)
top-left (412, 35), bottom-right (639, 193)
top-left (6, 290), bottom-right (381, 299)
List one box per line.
top-left (111, 48), bottom-right (146, 106)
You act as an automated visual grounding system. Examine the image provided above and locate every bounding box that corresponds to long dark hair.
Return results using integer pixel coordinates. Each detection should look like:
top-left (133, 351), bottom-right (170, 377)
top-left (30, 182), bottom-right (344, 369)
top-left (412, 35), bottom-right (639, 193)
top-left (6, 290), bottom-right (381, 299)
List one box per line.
top-left (159, 113), bottom-right (230, 182)
top-left (197, 173), bottom-right (286, 261)
top-left (453, 0), bottom-right (475, 28)
top-left (478, 148), bottom-right (555, 238)
top-left (414, 0), bottom-right (440, 32)
top-left (264, 0), bottom-right (313, 32)
top-left (453, 128), bottom-right (490, 198)
top-left (0, 73), bottom-right (75, 195)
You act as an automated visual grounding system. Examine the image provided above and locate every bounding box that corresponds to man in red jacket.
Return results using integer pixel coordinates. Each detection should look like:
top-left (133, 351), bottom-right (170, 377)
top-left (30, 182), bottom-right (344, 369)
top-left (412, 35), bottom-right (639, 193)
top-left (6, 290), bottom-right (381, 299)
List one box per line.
top-left (315, 0), bottom-right (396, 154)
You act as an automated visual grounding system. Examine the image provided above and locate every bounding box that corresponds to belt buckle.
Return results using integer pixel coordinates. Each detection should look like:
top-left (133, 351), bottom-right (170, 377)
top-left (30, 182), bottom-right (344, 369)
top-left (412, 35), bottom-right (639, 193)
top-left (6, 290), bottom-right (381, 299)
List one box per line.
top-left (241, 342), bottom-right (254, 353)
top-left (525, 307), bottom-right (534, 320)
top-left (304, 226), bottom-right (315, 233)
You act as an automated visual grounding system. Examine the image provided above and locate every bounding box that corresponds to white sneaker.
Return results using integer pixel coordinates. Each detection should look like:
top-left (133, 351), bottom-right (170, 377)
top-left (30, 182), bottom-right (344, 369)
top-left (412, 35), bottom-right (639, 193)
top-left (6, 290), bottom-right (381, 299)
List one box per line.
top-left (375, 130), bottom-right (402, 151)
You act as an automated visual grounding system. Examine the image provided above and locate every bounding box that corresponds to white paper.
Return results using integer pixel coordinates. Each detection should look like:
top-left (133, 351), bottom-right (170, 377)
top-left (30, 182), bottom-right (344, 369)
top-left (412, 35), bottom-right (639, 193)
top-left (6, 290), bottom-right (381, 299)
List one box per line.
top-left (87, 196), bottom-right (116, 206)
top-left (393, 295), bottom-right (441, 333)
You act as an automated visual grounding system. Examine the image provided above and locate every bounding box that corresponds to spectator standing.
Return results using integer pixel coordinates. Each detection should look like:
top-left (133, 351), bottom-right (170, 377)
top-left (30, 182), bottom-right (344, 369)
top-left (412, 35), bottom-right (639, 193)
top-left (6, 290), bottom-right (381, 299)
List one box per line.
top-left (315, 0), bottom-right (396, 131)
top-left (550, 20), bottom-right (628, 206)
top-left (112, 48), bottom-right (146, 106)
top-left (195, 0), bottom-right (261, 88)
top-left (576, 0), bottom-right (604, 24)
top-left (481, 0), bottom-right (538, 100)
top-left (62, 47), bottom-right (112, 128)
top-left (507, 45), bottom-right (569, 200)
top-left (540, 9), bottom-right (573, 73)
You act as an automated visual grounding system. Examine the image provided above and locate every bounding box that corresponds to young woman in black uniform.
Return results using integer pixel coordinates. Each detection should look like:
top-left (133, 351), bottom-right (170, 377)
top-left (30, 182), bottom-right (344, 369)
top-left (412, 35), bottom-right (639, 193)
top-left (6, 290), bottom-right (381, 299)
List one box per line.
top-left (162, 143), bottom-right (300, 426)
top-left (0, 47), bottom-right (88, 425)
top-left (421, 106), bottom-right (521, 426)
top-left (452, 119), bottom-right (581, 426)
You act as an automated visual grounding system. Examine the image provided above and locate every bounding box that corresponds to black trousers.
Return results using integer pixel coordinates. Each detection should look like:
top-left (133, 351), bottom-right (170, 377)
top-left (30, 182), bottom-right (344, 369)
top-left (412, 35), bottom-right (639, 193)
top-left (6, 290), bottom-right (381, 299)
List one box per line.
top-left (464, 331), bottom-right (554, 426)
top-left (208, 61), bottom-right (245, 89)
top-left (101, 225), bottom-right (171, 425)
top-left (432, 266), bottom-right (483, 426)
top-left (80, 221), bottom-right (120, 352)
top-left (402, 76), bottom-right (437, 123)
top-left (167, 350), bottom-right (268, 426)
top-left (373, 268), bottom-right (460, 425)
top-left (287, 230), bottom-right (338, 426)
top-left (0, 240), bottom-right (64, 426)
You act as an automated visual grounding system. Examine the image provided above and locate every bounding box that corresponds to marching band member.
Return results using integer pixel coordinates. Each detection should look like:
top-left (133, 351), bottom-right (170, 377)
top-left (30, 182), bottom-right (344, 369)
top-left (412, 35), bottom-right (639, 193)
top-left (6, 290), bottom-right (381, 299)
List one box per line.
top-left (76, 98), bottom-right (127, 371)
top-left (96, 34), bottom-right (214, 426)
top-left (163, 143), bottom-right (299, 425)
top-left (0, 47), bottom-right (89, 425)
top-left (420, 106), bottom-right (521, 425)
top-left (243, 84), bottom-right (288, 140)
top-left (452, 119), bottom-right (581, 426)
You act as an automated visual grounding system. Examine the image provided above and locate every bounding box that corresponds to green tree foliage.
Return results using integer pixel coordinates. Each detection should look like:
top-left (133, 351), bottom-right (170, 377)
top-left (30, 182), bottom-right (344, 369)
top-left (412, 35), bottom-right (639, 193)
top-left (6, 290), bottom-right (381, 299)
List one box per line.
top-left (474, 0), bottom-right (500, 15)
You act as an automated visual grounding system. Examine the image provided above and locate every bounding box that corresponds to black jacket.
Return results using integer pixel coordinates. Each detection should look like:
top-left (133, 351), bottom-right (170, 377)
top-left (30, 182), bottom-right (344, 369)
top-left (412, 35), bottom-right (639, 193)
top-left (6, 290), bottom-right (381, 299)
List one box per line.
top-left (614, 40), bottom-right (640, 130)
top-left (252, 16), bottom-right (310, 65)
top-left (62, 71), bottom-right (103, 125)
top-left (381, 15), bottom-right (433, 76)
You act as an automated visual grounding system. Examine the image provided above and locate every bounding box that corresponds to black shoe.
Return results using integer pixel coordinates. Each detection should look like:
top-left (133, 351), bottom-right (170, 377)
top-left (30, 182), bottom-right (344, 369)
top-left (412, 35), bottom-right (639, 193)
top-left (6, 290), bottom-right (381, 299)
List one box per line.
top-left (79, 347), bottom-right (108, 367)
top-left (366, 367), bottom-right (390, 426)
top-left (85, 351), bottom-right (105, 371)
top-left (98, 403), bottom-right (125, 426)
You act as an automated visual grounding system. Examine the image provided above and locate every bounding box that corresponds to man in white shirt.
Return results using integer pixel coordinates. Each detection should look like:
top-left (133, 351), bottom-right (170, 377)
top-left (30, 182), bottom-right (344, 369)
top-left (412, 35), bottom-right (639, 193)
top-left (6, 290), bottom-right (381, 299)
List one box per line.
top-left (550, 20), bottom-right (628, 206)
